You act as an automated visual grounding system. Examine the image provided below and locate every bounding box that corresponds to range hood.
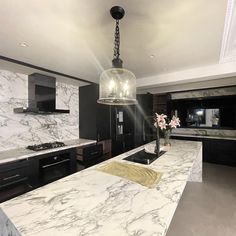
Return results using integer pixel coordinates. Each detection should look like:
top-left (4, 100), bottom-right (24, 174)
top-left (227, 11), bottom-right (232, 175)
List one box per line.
top-left (14, 73), bottom-right (70, 114)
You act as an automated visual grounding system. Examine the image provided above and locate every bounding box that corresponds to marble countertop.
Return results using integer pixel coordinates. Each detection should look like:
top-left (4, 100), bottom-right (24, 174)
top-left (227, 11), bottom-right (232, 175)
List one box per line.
top-left (171, 133), bottom-right (236, 141)
top-left (0, 138), bottom-right (96, 164)
top-left (0, 139), bottom-right (202, 236)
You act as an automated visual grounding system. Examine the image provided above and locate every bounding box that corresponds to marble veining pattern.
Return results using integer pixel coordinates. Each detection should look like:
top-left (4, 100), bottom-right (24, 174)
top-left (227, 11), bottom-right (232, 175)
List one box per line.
top-left (0, 70), bottom-right (79, 152)
top-left (0, 138), bottom-right (96, 164)
top-left (188, 146), bottom-right (202, 182)
top-left (0, 140), bottom-right (202, 236)
top-left (0, 208), bottom-right (21, 236)
top-left (172, 128), bottom-right (236, 140)
top-left (171, 86), bottom-right (236, 100)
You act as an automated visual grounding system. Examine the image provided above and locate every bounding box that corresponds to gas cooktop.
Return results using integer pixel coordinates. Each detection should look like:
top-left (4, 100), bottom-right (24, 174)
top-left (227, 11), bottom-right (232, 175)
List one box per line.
top-left (27, 141), bottom-right (66, 151)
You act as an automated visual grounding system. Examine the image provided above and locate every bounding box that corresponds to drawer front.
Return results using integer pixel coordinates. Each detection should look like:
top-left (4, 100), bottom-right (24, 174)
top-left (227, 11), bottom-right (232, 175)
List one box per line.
top-left (83, 144), bottom-right (103, 159)
top-left (77, 144), bottom-right (103, 162)
top-left (0, 161), bottom-right (29, 188)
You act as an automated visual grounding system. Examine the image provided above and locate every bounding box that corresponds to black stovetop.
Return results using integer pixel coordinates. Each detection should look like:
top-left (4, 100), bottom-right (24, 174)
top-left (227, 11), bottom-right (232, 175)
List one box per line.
top-left (27, 141), bottom-right (66, 151)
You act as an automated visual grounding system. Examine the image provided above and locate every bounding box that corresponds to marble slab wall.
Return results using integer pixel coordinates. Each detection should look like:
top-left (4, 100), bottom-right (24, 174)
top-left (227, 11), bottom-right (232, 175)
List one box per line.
top-left (0, 70), bottom-right (79, 152)
top-left (171, 86), bottom-right (236, 100)
top-left (172, 128), bottom-right (236, 137)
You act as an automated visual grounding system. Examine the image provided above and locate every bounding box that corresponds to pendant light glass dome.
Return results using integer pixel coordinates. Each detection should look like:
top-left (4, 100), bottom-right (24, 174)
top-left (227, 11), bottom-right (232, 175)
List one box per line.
top-left (97, 6), bottom-right (137, 105)
top-left (98, 68), bottom-right (136, 105)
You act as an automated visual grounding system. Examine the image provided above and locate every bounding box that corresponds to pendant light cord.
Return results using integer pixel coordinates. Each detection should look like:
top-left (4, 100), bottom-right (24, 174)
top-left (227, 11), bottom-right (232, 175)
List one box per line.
top-left (113, 20), bottom-right (120, 59)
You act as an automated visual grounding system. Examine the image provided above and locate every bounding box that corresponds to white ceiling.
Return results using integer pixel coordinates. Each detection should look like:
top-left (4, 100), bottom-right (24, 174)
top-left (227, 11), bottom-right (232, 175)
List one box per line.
top-left (0, 0), bottom-right (229, 86)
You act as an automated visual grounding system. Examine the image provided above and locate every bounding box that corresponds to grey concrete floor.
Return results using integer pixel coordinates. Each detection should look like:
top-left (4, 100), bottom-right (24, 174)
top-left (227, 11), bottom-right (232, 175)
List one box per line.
top-left (167, 163), bottom-right (236, 236)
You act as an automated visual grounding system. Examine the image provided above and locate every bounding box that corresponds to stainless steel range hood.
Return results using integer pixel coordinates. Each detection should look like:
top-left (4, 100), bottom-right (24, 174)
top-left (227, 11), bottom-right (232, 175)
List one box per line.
top-left (14, 73), bottom-right (70, 114)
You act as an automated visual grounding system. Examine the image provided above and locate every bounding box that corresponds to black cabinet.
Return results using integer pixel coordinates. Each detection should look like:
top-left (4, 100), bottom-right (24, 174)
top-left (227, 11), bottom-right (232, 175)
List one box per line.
top-left (203, 139), bottom-right (236, 166)
top-left (0, 159), bottom-right (32, 203)
top-left (79, 84), bottom-right (111, 141)
top-left (153, 93), bottom-right (171, 116)
top-left (0, 149), bottom-right (77, 203)
top-left (135, 94), bottom-right (154, 147)
top-left (76, 144), bottom-right (104, 169)
top-left (79, 84), bottom-right (136, 156)
top-left (170, 95), bottom-right (236, 128)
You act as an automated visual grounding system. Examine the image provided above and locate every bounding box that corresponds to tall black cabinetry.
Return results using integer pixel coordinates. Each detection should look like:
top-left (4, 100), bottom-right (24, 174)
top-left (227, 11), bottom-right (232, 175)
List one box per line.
top-left (134, 94), bottom-right (154, 147)
top-left (79, 84), bottom-right (135, 156)
top-left (79, 84), bottom-right (111, 141)
top-left (110, 106), bottom-right (135, 156)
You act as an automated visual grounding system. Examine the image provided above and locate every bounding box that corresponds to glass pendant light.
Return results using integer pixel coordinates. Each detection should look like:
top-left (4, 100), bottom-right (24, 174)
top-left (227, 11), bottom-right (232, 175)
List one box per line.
top-left (97, 6), bottom-right (137, 105)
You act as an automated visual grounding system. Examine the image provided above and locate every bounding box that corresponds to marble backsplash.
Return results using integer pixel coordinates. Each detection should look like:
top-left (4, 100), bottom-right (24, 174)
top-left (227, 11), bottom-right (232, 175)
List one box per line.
top-left (172, 128), bottom-right (236, 138)
top-left (0, 70), bottom-right (79, 152)
top-left (171, 86), bottom-right (236, 100)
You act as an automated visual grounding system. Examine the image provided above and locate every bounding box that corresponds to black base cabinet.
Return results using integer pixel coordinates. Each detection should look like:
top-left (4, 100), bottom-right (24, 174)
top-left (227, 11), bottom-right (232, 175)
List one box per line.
top-left (203, 139), bottom-right (236, 166)
top-left (0, 148), bottom-right (77, 203)
top-left (0, 159), bottom-right (32, 203)
top-left (172, 136), bottom-right (236, 166)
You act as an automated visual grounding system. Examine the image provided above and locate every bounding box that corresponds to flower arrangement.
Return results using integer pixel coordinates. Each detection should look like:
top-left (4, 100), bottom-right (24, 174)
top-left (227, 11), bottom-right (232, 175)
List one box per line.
top-left (154, 113), bottom-right (180, 130)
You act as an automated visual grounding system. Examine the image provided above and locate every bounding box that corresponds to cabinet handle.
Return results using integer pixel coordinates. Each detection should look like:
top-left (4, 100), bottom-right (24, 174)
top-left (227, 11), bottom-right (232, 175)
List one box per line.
top-left (41, 159), bottom-right (70, 169)
top-left (3, 174), bottom-right (20, 181)
top-left (90, 151), bottom-right (99, 155)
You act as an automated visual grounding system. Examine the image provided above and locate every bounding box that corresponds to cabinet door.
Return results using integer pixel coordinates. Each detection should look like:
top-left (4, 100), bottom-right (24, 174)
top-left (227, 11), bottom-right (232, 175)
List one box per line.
top-left (0, 159), bottom-right (31, 203)
top-left (203, 139), bottom-right (236, 166)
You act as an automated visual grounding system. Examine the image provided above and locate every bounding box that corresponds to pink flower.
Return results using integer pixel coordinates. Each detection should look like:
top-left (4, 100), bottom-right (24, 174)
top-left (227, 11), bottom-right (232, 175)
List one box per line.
top-left (169, 116), bottom-right (180, 128)
top-left (154, 113), bottom-right (180, 130)
top-left (155, 113), bottom-right (167, 123)
top-left (154, 113), bottom-right (167, 130)
top-left (159, 121), bottom-right (167, 130)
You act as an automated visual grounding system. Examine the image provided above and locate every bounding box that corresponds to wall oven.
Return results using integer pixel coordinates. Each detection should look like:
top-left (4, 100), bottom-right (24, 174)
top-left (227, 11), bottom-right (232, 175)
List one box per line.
top-left (38, 150), bottom-right (76, 185)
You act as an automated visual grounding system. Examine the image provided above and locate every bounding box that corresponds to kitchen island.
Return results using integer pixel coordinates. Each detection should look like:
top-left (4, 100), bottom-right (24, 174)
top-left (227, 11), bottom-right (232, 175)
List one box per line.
top-left (0, 139), bottom-right (202, 236)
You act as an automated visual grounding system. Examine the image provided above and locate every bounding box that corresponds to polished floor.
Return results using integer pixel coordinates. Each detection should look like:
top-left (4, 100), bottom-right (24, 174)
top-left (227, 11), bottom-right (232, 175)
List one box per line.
top-left (167, 163), bottom-right (236, 236)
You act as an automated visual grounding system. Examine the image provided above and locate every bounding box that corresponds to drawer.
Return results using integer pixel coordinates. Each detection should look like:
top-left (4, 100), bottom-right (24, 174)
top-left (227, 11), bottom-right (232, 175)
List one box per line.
top-left (0, 160), bottom-right (29, 188)
top-left (77, 144), bottom-right (103, 161)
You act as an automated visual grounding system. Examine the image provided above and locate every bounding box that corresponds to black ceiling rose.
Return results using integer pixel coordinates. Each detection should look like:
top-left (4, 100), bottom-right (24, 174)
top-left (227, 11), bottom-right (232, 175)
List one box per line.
top-left (110, 6), bottom-right (125, 20)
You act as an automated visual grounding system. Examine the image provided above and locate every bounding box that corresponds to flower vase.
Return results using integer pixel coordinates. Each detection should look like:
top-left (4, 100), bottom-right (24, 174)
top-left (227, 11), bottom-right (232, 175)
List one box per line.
top-left (164, 130), bottom-right (171, 146)
top-left (155, 127), bottom-right (160, 157)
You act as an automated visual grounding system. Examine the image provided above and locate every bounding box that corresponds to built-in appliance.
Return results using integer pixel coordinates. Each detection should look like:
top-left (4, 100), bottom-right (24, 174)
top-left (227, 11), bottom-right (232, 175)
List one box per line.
top-left (39, 153), bottom-right (71, 185)
top-left (124, 149), bottom-right (166, 165)
top-left (27, 141), bottom-right (66, 151)
top-left (14, 73), bottom-right (70, 114)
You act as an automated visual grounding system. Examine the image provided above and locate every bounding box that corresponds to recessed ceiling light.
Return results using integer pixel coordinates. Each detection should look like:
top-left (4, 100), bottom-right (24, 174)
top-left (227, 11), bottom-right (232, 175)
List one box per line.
top-left (150, 54), bottom-right (155, 59)
top-left (19, 42), bottom-right (29, 47)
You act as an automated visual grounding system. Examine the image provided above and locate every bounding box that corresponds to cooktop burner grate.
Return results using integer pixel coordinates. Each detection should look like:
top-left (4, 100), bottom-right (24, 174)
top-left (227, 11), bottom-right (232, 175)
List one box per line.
top-left (27, 141), bottom-right (66, 151)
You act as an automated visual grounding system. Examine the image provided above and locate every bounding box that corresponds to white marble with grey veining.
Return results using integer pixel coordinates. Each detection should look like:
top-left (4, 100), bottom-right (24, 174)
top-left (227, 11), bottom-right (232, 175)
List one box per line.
top-left (0, 139), bottom-right (202, 236)
top-left (0, 208), bottom-right (21, 236)
top-left (188, 146), bottom-right (202, 182)
top-left (0, 138), bottom-right (96, 164)
top-left (171, 86), bottom-right (236, 100)
top-left (0, 69), bottom-right (79, 152)
top-left (172, 128), bottom-right (236, 140)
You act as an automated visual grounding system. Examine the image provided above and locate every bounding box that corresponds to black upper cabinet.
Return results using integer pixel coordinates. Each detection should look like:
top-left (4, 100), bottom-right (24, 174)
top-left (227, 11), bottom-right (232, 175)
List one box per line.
top-left (79, 84), bottom-right (111, 141)
top-left (135, 94), bottom-right (154, 146)
top-left (170, 95), bottom-right (236, 129)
